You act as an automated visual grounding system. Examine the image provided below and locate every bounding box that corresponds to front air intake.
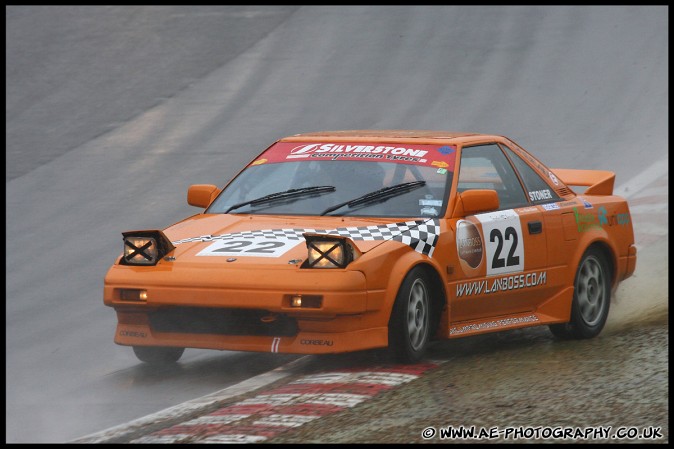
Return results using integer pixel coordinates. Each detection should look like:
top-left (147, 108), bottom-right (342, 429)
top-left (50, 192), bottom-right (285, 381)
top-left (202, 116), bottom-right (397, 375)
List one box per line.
top-left (148, 307), bottom-right (298, 336)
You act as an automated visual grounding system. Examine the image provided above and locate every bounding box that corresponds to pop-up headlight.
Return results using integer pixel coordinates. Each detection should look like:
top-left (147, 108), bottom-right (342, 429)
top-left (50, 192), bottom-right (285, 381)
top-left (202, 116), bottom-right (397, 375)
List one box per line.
top-left (302, 234), bottom-right (361, 269)
top-left (120, 230), bottom-right (175, 266)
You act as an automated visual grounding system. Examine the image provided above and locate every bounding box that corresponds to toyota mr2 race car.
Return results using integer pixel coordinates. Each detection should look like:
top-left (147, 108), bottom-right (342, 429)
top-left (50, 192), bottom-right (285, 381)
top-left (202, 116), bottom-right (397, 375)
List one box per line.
top-left (104, 130), bottom-right (637, 364)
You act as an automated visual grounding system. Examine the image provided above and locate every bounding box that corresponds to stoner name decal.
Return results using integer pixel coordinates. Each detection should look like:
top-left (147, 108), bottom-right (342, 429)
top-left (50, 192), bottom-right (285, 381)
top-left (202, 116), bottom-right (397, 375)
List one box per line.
top-left (172, 219), bottom-right (440, 258)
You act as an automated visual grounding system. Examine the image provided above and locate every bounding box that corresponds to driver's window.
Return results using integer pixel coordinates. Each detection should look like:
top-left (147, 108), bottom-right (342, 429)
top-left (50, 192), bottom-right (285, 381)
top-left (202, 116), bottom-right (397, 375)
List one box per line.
top-left (458, 144), bottom-right (527, 210)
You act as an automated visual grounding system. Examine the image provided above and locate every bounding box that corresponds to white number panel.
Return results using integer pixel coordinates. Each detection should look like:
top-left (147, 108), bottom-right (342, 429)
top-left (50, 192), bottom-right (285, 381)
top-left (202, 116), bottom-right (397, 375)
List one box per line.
top-left (196, 237), bottom-right (303, 258)
top-left (475, 209), bottom-right (525, 276)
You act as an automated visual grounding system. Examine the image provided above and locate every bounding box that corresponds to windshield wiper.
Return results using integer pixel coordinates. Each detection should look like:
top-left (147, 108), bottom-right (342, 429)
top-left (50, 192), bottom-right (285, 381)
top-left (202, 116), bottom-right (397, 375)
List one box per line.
top-left (320, 181), bottom-right (426, 216)
top-left (225, 186), bottom-right (335, 214)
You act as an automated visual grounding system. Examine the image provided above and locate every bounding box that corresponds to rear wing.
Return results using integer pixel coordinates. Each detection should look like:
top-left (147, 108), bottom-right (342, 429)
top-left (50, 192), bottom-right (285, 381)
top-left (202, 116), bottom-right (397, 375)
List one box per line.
top-left (550, 168), bottom-right (615, 195)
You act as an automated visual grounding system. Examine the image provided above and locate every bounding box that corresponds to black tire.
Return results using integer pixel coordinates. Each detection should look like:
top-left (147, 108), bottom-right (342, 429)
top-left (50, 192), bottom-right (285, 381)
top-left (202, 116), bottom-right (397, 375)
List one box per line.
top-left (133, 346), bottom-right (185, 364)
top-left (549, 247), bottom-right (611, 339)
top-left (388, 267), bottom-right (433, 363)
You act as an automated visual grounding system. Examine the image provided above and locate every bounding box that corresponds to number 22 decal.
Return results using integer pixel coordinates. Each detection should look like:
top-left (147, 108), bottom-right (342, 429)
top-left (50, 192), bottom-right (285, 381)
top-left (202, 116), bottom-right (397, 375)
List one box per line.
top-left (213, 240), bottom-right (285, 254)
top-left (196, 237), bottom-right (303, 258)
top-left (489, 227), bottom-right (520, 269)
top-left (476, 210), bottom-right (525, 275)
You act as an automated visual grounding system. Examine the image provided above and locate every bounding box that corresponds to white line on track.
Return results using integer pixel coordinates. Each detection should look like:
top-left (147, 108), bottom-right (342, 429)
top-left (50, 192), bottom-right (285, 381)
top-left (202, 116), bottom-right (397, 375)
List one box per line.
top-left (70, 356), bottom-right (311, 443)
top-left (614, 158), bottom-right (668, 199)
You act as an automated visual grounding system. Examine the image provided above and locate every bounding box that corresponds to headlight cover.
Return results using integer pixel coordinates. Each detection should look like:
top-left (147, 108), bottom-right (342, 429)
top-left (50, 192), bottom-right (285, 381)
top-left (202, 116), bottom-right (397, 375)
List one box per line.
top-left (302, 234), bottom-right (361, 269)
top-left (120, 230), bottom-right (175, 266)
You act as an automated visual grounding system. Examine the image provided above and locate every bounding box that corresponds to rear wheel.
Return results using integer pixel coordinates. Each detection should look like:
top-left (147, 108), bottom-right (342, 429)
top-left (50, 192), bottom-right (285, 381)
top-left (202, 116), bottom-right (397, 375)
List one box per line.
top-left (550, 247), bottom-right (611, 339)
top-left (133, 346), bottom-right (185, 364)
top-left (388, 267), bottom-right (433, 363)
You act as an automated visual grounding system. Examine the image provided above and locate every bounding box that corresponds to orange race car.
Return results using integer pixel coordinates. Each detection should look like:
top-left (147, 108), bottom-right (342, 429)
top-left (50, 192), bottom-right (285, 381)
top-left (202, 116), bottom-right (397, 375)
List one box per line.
top-left (104, 130), bottom-right (637, 364)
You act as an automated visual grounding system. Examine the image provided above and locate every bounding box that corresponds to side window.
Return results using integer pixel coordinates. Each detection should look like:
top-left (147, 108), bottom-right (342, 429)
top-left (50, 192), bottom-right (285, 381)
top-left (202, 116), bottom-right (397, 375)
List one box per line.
top-left (458, 144), bottom-right (528, 210)
top-left (501, 145), bottom-right (560, 204)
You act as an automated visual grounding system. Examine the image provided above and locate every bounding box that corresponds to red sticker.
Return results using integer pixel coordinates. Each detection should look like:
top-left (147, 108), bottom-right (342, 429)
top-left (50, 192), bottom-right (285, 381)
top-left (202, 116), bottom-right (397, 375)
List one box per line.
top-left (251, 142), bottom-right (456, 170)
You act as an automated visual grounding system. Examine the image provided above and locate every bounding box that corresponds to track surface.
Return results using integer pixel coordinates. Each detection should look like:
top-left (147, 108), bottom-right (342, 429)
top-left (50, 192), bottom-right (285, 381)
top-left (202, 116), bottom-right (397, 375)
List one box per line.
top-left (6, 6), bottom-right (668, 443)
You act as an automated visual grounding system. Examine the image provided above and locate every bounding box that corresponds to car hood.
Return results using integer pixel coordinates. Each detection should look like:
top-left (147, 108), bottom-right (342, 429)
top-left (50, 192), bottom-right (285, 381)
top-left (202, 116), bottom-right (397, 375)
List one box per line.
top-left (161, 214), bottom-right (439, 266)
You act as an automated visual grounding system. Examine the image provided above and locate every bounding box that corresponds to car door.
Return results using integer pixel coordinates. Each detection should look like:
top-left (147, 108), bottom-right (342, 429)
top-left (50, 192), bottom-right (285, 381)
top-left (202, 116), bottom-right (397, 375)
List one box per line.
top-left (450, 143), bottom-right (550, 323)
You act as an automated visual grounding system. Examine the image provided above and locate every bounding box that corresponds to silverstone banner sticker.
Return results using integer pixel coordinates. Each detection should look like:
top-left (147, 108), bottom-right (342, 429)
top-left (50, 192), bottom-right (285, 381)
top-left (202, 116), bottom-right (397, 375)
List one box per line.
top-left (249, 142), bottom-right (457, 170)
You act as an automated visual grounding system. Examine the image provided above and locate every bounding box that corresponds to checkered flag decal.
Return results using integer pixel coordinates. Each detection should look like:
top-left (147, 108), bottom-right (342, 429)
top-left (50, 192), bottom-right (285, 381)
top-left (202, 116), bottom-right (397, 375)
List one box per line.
top-left (172, 219), bottom-right (440, 257)
top-left (391, 220), bottom-right (440, 257)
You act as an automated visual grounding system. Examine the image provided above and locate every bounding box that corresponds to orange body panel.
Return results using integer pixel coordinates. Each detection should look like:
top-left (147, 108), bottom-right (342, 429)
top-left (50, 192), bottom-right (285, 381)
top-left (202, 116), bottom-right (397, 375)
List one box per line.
top-left (104, 131), bottom-right (636, 357)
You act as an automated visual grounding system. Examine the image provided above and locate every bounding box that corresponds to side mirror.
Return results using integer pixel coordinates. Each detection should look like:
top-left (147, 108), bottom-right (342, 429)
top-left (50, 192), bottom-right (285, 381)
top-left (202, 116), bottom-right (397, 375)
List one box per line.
top-left (455, 189), bottom-right (500, 217)
top-left (187, 184), bottom-right (221, 208)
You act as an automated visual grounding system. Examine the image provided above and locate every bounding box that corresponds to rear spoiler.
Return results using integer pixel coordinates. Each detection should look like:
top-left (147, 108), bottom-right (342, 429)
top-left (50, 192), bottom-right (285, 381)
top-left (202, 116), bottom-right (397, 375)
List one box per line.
top-left (550, 168), bottom-right (615, 195)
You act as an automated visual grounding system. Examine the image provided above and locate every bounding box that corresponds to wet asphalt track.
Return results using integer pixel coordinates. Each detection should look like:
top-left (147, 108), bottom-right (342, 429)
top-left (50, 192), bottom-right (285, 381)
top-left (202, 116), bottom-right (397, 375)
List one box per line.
top-left (5, 6), bottom-right (668, 443)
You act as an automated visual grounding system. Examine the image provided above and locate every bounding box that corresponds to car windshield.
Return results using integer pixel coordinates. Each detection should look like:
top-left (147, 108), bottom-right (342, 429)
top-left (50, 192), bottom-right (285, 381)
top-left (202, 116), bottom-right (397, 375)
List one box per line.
top-left (207, 141), bottom-right (457, 218)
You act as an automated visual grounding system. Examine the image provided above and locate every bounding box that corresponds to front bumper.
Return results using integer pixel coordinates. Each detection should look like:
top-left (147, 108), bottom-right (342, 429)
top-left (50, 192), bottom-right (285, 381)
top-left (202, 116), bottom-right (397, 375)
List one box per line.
top-left (113, 316), bottom-right (388, 354)
top-left (104, 264), bottom-right (389, 354)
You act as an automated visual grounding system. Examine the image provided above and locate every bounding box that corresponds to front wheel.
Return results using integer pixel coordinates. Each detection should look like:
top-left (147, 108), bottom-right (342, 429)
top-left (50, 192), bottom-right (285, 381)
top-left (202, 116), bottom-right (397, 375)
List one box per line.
top-left (388, 267), bottom-right (433, 363)
top-left (133, 346), bottom-right (185, 365)
top-left (549, 247), bottom-right (611, 339)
